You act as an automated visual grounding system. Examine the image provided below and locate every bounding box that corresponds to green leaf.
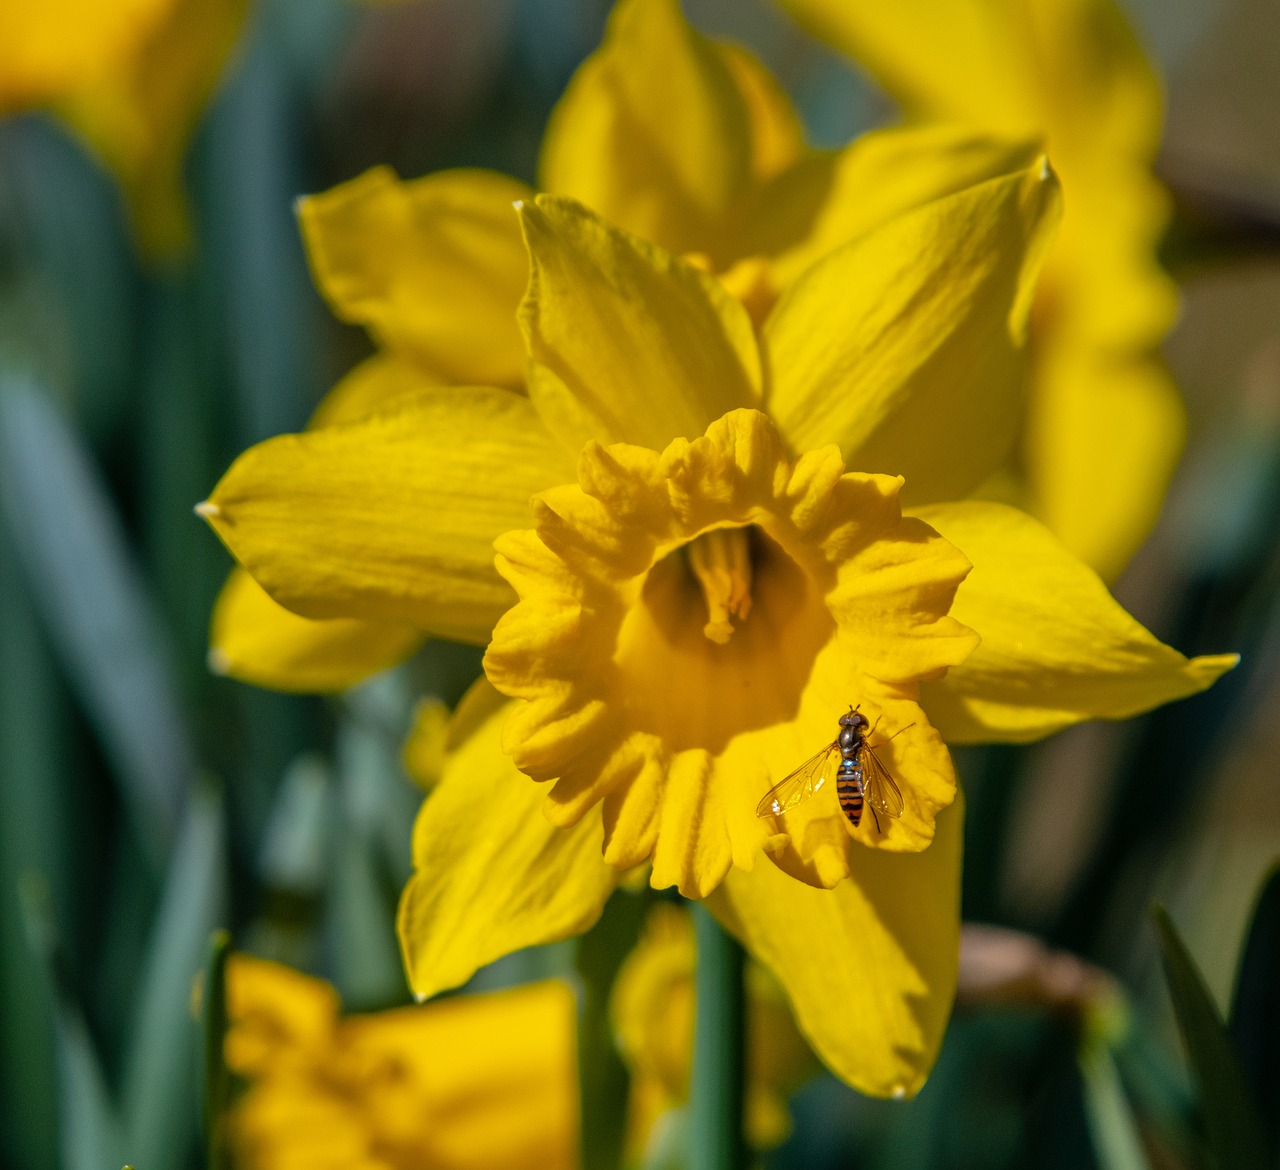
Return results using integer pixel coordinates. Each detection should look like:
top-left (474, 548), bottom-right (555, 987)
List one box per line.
top-left (0, 377), bottom-right (196, 863)
top-left (1151, 904), bottom-right (1269, 1170)
top-left (19, 874), bottom-right (127, 1170)
top-left (120, 783), bottom-right (227, 1169)
top-left (1079, 1035), bottom-right (1151, 1170)
top-left (1228, 863), bottom-right (1280, 1160)
top-left (201, 930), bottom-right (232, 1170)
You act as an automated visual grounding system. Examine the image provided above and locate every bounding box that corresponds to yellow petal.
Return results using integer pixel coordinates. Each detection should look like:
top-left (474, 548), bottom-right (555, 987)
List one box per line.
top-left (224, 954), bottom-right (338, 1077)
top-left (1026, 344), bottom-right (1183, 582)
top-left (209, 567), bottom-right (421, 694)
top-left (708, 795), bottom-right (963, 1099)
top-left (208, 355), bottom-right (438, 696)
top-left (299, 166), bottom-right (532, 388)
top-left (758, 125), bottom-right (1041, 287)
top-left (56, 0), bottom-right (248, 259)
top-left (715, 40), bottom-right (806, 183)
top-left (0, 0), bottom-right (170, 110)
top-left (915, 501), bottom-right (1238, 742)
top-left (398, 686), bottom-right (619, 999)
top-left (609, 903), bottom-right (816, 1156)
top-left (307, 352), bottom-right (443, 430)
top-left (517, 195), bottom-right (761, 452)
top-left (775, 0), bottom-right (1033, 136)
top-left (537, 0), bottom-right (753, 261)
top-left (202, 387), bottom-right (575, 642)
top-left (765, 160), bottom-right (1061, 504)
top-left (334, 982), bottom-right (580, 1170)
top-left (228, 961), bottom-right (580, 1170)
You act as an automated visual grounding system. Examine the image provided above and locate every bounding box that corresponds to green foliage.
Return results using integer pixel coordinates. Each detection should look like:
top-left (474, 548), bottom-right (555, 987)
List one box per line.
top-left (1229, 865), bottom-right (1280, 1163)
top-left (1152, 903), bottom-right (1270, 1170)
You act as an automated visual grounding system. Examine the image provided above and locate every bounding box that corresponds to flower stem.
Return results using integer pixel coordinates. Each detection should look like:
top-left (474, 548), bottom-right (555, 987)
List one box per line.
top-left (690, 902), bottom-right (746, 1170)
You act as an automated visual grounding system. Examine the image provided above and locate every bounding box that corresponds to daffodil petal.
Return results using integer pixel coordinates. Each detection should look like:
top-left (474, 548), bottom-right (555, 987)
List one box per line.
top-left (708, 796), bottom-right (963, 1098)
top-left (1026, 347), bottom-right (1183, 581)
top-left (537, 0), bottom-right (752, 261)
top-left (202, 387), bottom-right (575, 642)
top-left (517, 195), bottom-right (761, 451)
top-left (307, 352), bottom-right (443, 429)
top-left (56, 0), bottom-right (249, 258)
top-left (915, 501), bottom-right (1238, 742)
top-left (0, 0), bottom-right (170, 110)
top-left (299, 166), bottom-right (532, 388)
top-left (714, 40), bottom-right (805, 183)
top-left (775, 0), bottom-right (1032, 135)
top-left (766, 161), bottom-right (1061, 503)
top-left (757, 125), bottom-right (1041, 286)
top-left (208, 567), bottom-right (421, 693)
top-left (397, 693), bottom-right (619, 1000)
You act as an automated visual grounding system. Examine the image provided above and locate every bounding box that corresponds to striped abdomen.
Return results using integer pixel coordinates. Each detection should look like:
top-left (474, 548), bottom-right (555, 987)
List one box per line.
top-left (836, 759), bottom-right (864, 827)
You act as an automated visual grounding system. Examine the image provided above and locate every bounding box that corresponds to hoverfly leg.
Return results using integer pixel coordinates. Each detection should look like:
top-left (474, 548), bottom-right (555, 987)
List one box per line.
top-left (878, 721), bottom-right (916, 746)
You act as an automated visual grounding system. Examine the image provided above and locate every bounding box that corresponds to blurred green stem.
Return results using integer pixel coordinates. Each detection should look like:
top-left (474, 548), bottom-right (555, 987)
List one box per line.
top-left (576, 890), bottom-right (647, 1170)
top-left (690, 904), bottom-right (745, 1170)
top-left (201, 930), bottom-right (231, 1170)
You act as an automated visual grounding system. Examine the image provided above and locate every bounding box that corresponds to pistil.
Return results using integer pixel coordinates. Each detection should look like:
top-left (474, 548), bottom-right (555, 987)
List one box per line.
top-left (686, 527), bottom-right (753, 644)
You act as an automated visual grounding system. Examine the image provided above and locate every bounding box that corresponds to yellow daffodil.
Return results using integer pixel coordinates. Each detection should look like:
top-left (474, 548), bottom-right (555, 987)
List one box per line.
top-left (776, 0), bottom-right (1182, 579)
top-left (224, 954), bottom-right (579, 1170)
top-left (208, 0), bottom-right (1046, 694)
top-left (201, 161), bottom-right (1233, 1096)
top-left (1, 0), bottom-right (248, 259)
top-left (0, 0), bottom-right (170, 111)
top-left (611, 903), bottom-right (816, 1158)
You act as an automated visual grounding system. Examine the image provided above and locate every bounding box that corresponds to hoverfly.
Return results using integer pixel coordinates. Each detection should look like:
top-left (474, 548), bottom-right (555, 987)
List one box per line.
top-left (755, 706), bottom-right (908, 832)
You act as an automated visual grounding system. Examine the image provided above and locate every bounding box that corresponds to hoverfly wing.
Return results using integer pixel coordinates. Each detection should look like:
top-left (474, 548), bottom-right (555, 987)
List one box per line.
top-left (862, 744), bottom-right (905, 820)
top-left (755, 743), bottom-right (841, 819)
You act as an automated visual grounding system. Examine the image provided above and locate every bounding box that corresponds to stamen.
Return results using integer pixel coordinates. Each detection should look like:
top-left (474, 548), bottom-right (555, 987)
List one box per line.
top-left (717, 256), bottom-right (778, 330)
top-left (686, 528), bottom-right (753, 644)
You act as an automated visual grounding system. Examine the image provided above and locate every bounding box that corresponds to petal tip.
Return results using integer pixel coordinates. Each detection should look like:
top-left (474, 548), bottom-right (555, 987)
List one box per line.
top-left (194, 500), bottom-right (221, 521)
top-left (207, 647), bottom-right (232, 676)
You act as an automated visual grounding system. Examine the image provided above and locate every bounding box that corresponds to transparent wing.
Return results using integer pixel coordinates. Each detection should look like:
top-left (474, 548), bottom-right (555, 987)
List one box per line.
top-left (862, 744), bottom-right (905, 820)
top-left (756, 743), bottom-right (840, 819)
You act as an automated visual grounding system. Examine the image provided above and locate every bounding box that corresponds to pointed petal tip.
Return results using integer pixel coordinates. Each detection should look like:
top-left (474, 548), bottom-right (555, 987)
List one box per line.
top-left (194, 500), bottom-right (221, 521)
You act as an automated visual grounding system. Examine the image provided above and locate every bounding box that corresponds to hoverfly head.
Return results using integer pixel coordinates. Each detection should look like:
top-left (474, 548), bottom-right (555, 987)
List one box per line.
top-left (838, 706), bottom-right (865, 730)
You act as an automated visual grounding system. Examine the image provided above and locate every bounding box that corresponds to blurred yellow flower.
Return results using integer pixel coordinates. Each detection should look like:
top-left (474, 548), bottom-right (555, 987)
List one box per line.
top-left (208, 0), bottom-right (1043, 693)
top-left (0, 0), bottom-right (171, 111)
top-left (203, 166), bottom-right (1233, 1094)
top-left (0, 0), bottom-right (248, 259)
top-left (224, 954), bottom-right (579, 1170)
top-left (611, 904), bottom-right (816, 1158)
top-left (776, 0), bottom-right (1182, 579)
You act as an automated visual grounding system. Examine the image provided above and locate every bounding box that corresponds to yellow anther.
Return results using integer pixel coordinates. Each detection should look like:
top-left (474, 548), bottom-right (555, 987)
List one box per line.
top-left (686, 528), bottom-right (753, 644)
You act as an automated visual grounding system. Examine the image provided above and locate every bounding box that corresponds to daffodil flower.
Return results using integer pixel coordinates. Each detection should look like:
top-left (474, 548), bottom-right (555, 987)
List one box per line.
top-left (777, 0), bottom-right (1183, 579)
top-left (201, 181), bottom-right (1234, 1095)
top-left (207, 0), bottom-right (1045, 693)
top-left (611, 903), bottom-right (817, 1158)
top-left (1, 0), bottom-right (248, 259)
top-left (224, 954), bottom-right (578, 1170)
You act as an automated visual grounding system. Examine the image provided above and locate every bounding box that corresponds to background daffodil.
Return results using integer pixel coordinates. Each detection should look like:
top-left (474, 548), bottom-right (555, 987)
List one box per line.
top-left (1, 0), bottom-right (249, 259)
top-left (207, 0), bottom-right (1045, 694)
top-left (775, 0), bottom-right (1183, 580)
top-left (225, 954), bottom-right (579, 1170)
top-left (201, 178), bottom-right (1234, 1097)
top-left (610, 903), bottom-right (817, 1159)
